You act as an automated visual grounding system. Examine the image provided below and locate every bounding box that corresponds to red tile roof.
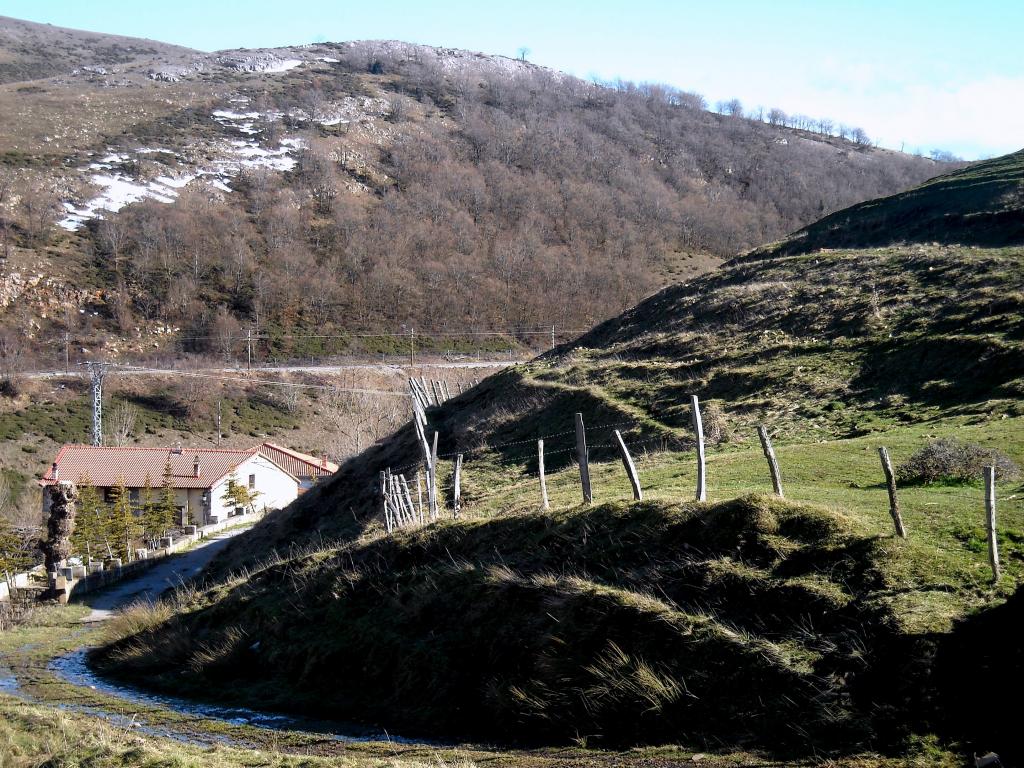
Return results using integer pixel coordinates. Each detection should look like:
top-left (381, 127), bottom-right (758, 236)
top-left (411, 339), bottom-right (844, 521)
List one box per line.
top-left (40, 445), bottom-right (265, 489)
top-left (259, 442), bottom-right (338, 480)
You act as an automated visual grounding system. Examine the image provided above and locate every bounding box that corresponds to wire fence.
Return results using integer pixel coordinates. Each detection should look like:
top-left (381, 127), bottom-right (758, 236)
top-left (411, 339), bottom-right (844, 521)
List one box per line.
top-left (381, 405), bottom-right (1022, 584)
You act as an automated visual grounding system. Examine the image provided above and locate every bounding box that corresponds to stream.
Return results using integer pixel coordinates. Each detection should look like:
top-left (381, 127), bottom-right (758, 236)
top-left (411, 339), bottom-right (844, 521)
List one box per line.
top-left (47, 647), bottom-right (407, 746)
top-left (3, 527), bottom-right (420, 750)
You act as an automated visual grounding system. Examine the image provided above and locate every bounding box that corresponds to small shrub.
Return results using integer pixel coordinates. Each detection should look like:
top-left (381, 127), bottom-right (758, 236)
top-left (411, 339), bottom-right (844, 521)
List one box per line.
top-left (702, 401), bottom-right (731, 444)
top-left (0, 377), bottom-right (18, 398)
top-left (896, 438), bottom-right (1021, 485)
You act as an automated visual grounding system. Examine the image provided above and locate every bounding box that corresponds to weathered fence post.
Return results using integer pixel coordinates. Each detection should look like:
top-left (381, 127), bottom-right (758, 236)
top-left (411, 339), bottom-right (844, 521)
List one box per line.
top-left (416, 470), bottom-right (424, 522)
top-left (429, 432), bottom-right (439, 520)
top-left (614, 430), bottom-right (642, 501)
top-left (756, 425), bottom-right (784, 498)
top-left (877, 447), bottom-right (907, 538)
top-left (389, 472), bottom-right (404, 527)
top-left (420, 376), bottom-right (433, 406)
top-left (442, 381), bottom-right (452, 401)
top-left (400, 475), bottom-right (416, 526)
top-left (985, 465), bottom-right (1000, 583)
top-left (390, 474), bottom-right (403, 526)
top-left (538, 439), bottom-right (549, 509)
top-left (690, 395), bottom-right (706, 502)
top-left (575, 412), bottom-right (593, 503)
top-left (431, 380), bottom-right (444, 405)
top-left (453, 454), bottom-right (463, 519)
top-left (380, 470), bottom-right (392, 533)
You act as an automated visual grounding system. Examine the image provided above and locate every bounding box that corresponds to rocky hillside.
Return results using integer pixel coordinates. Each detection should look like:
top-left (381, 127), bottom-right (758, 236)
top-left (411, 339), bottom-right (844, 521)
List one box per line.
top-left (0, 15), bottom-right (195, 83)
top-left (0, 16), bottom-right (949, 370)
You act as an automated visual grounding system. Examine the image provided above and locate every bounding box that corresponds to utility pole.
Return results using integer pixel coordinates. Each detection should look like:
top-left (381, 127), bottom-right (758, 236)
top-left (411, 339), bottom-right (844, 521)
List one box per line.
top-left (86, 362), bottom-right (108, 446)
top-left (550, 324), bottom-right (555, 351)
top-left (410, 327), bottom-right (415, 367)
top-left (63, 331), bottom-right (70, 374)
top-left (216, 399), bottom-right (222, 447)
top-left (246, 328), bottom-right (253, 372)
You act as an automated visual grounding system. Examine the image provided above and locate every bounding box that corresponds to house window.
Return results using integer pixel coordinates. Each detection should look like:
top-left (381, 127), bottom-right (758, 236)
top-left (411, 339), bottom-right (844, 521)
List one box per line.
top-left (248, 474), bottom-right (256, 489)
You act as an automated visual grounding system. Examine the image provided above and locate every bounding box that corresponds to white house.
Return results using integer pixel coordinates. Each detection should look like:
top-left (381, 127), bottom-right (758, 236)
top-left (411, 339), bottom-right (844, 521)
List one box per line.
top-left (258, 442), bottom-right (338, 491)
top-left (40, 445), bottom-right (300, 526)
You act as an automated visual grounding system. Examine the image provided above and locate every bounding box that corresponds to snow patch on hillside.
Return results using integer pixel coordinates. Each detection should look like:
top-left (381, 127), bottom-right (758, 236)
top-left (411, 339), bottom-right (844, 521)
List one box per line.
top-left (59, 173), bottom-right (194, 230)
top-left (59, 133), bottom-right (305, 229)
top-left (264, 58), bottom-right (302, 73)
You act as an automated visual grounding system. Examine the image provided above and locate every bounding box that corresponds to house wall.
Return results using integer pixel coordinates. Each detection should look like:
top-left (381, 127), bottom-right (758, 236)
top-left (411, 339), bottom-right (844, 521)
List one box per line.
top-left (208, 455), bottom-right (298, 523)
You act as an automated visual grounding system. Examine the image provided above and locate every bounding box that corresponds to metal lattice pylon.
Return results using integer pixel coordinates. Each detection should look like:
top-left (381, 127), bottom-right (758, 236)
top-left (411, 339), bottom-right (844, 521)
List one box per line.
top-left (87, 362), bottom-right (107, 446)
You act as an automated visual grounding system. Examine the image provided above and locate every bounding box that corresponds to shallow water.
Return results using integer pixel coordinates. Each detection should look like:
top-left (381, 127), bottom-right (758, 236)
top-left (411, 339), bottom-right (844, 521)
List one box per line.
top-left (49, 648), bottom-right (418, 746)
top-left (0, 665), bottom-right (18, 695)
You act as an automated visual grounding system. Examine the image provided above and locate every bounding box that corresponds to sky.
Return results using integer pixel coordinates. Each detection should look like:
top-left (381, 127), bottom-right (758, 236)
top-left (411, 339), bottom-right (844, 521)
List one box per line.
top-left (4, 0), bottom-right (1022, 160)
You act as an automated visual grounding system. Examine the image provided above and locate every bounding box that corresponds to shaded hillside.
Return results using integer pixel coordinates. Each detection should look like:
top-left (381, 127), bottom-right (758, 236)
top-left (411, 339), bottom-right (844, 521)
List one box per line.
top-left (95, 496), bottom-right (912, 752)
top-left (0, 16), bottom-right (948, 367)
top-left (761, 149), bottom-right (1024, 255)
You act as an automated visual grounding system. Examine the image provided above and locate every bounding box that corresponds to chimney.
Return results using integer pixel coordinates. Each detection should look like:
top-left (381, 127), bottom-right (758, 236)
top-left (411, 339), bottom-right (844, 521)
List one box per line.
top-left (193, 455), bottom-right (201, 478)
top-left (51, 462), bottom-right (59, 483)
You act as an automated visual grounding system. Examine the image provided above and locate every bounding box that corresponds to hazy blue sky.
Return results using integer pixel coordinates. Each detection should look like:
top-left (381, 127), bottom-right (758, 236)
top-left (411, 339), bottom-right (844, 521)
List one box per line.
top-left (5, 0), bottom-right (1021, 159)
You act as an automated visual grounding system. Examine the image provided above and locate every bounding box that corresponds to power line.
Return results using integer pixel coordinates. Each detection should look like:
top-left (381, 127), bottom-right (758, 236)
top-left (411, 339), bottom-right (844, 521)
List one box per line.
top-left (104, 363), bottom-right (411, 397)
top-left (141, 328), bottom-right (587, 342)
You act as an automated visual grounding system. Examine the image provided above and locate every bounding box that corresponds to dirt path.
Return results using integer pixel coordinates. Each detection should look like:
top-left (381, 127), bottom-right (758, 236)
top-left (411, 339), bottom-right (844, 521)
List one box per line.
top-left (23, 359), bottom-right (516, 380)
top-left (80, 528), bottom-right (245, 622)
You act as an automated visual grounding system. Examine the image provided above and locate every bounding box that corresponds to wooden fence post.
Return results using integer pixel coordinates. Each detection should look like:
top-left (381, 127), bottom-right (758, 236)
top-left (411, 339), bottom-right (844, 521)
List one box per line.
top-left (442, 381), bottom-right (452, 401)
top-left (420, 376), bottom-right (432, 406)
top-left (380, 470), bottom-right (392, 533)
top-left (538, 439), bottom-right (549, 509)
top-left (878, 447), bottom-right (907, 539)
top-left (575, 413), bottom-right (593, 503)
top-left (389, 474), bottom-right (405, 526)
top-left (399, 475), bottom-right (416, 526)
top-left (429, 432), bottom-right (439, 520)
top-left (453, 454), bottom-right (463, 519)
top-left (756, 425), bottom-right (784, 497)
top-left (431, 380), bottom-right (443, 405)
top-left (985, 466), bottom-right (1000, 583)
top-left (416, 470), bottom-right (424, 522)
top-left (690, 395), bottom-right (706, 501)
top-left (614, 430), bottom-right (642, 501)
top-left (395, 474), bottom-right (408, 526)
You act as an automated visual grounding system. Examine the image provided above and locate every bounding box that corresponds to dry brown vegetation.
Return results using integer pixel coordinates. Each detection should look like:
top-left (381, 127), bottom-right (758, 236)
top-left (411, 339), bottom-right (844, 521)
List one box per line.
top-left (0, 20), bottom-right (948, 369)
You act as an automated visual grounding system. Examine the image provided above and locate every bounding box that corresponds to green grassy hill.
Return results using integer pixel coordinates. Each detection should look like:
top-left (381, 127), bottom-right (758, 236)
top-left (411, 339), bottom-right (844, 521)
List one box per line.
top-left (761, 148), bottom-right (1024, 254)
top-left (93, 151), bottom-right (1024, 764)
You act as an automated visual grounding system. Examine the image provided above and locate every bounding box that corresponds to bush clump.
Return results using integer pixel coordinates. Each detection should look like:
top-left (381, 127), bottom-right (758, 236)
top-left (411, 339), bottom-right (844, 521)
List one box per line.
top-left (896, 438), bottom-right (1021, 485)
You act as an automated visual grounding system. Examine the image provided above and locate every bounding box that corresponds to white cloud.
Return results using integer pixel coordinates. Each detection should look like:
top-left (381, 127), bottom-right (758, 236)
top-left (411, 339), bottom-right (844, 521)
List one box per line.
top-left (737, 68), bottom-right (1024, 160)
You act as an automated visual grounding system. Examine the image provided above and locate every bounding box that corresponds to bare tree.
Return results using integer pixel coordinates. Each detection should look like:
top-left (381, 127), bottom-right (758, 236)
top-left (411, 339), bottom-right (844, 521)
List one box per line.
top-left (18, 181), bottom-right (60, 245)
top-left (0, 474), bottom-right (11, 519)
top-left (321, 387), bottom-right (401, 460)
top-left (850, 127), bottom-right (871, 146)
top-left (0, 329), bottom-right (24, 392)
top-left (0, 168), bottom-right (13, 261)
top-left (108, 400), bottom-right (139, 447)
top-left (99, 217), bottom-right (130, 274)
top-left (719, 98), bottom-right (744, 117)
top-left (517, 46), bottom-right (531, 61)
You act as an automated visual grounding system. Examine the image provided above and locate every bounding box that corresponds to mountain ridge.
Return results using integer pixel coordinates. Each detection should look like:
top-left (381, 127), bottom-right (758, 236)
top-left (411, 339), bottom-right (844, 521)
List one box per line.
top-left (1, 15), bottom-right (951, 372)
